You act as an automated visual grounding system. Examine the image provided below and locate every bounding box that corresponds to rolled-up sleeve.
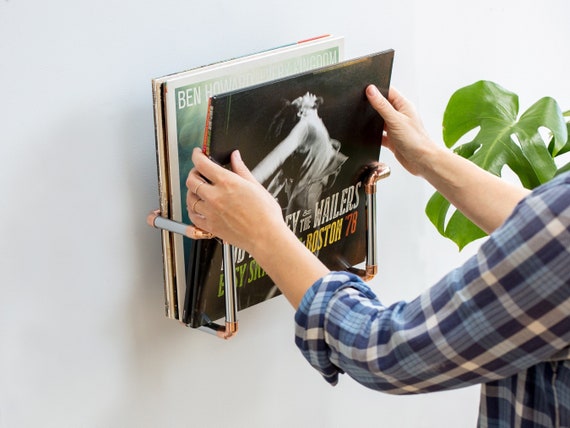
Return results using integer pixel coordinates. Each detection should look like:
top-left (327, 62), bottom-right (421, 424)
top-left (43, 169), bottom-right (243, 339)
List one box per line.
top-left (294, 272), bottom-right (381, 386)
top-left (294, 172), bottom-right (570, 394)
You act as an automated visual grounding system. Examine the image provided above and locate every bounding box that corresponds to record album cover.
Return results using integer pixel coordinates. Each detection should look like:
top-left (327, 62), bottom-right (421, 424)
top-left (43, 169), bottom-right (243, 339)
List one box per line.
top-left (151, 36), bottom-right (345, 320)
top-left (185, 49), bottom-right (394, 328)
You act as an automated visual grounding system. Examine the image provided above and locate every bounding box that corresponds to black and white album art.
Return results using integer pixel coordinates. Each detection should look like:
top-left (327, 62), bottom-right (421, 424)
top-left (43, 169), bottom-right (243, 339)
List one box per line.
top-left (189, 51), bottom-right (393, 324)
top-left (253, 92), bottom-right (348, 225)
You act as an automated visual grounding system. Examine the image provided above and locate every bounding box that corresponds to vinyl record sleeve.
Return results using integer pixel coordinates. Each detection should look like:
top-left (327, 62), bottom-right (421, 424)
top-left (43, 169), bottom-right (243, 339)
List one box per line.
top-left (186, 49), bottom-right (394, 327)
top-left (151, 35), bottom-right (345, 320)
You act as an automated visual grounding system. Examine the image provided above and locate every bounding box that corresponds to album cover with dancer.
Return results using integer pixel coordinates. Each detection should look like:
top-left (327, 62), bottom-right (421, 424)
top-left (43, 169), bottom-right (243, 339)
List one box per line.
top-left (151, 35), bottom-right (344, 321)
top-left (184, 50), bottom-right (394, 328)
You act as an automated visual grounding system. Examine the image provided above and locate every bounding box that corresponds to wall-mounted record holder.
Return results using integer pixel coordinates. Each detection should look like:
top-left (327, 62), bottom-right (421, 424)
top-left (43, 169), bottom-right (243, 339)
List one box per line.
top-left (147, 162), bottom-right (389, 339)
top-left (148, 40), bottom-right (394, 339)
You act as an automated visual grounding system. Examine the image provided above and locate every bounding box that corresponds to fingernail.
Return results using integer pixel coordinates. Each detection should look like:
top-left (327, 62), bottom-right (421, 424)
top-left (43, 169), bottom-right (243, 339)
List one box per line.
top-left (366, 85), bottom-right (380, 97)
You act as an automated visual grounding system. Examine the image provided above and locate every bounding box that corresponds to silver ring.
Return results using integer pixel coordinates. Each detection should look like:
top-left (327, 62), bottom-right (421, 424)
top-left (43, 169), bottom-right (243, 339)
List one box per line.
top-left (194, 181), bottom-right (205, 198)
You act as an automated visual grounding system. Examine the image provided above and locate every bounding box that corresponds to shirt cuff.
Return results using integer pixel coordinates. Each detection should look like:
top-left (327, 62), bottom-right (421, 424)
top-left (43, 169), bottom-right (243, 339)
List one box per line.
top-left (294, 271), bottom-right (377, 386)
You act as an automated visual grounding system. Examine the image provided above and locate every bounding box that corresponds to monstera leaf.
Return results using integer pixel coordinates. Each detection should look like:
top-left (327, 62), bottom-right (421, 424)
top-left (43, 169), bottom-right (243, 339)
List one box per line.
top-left (426, 81), bottom-right (569, 250)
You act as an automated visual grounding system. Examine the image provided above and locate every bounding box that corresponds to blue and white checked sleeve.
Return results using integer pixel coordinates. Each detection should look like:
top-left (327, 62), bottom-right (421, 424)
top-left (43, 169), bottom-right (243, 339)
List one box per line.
top-left (295, 172), bottom-right (570, 394)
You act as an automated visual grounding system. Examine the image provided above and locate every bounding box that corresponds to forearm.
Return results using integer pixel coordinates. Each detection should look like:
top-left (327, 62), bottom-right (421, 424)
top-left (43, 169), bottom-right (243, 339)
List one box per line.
top-left (419, 145), bottom-right (530, 233)
top-left (249, 223), bottom-right (330, 309)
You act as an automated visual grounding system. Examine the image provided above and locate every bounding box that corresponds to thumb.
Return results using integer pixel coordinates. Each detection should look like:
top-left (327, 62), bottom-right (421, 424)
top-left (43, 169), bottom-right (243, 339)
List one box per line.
top-left (366, 84), bottom-right (398, 122)
top-left (230, 150), bottom-right (258, 183)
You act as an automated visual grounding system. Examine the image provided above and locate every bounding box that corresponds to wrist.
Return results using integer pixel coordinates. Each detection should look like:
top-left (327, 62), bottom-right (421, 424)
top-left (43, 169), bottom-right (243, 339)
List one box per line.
top-left (247, 221), bottom-right (329, 308)
top-left (413, 140), bottom-right (448, 178)
top-left (248, 220), bottom-right (292, 260)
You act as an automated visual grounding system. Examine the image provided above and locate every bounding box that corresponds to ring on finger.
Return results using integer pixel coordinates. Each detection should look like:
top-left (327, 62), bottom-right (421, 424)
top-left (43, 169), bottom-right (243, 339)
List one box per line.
top-left (194, 181), bottom-right (205, 198)
top-left (192, 198), bottom-right (202, 214)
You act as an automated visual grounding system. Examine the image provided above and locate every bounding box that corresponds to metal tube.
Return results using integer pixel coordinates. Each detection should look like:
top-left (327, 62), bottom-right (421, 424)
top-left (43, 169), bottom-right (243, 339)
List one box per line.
top-left (147, 210), bottom-right (213, 239)
top-left (347, 162), bottom-right (390, 281)
top-left (222, 241), bottom-right (239, 326)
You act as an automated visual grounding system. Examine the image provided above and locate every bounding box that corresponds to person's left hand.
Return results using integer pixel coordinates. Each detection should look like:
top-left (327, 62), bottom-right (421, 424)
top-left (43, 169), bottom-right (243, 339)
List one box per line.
top-left (186, 148), bottom-right (286, 256)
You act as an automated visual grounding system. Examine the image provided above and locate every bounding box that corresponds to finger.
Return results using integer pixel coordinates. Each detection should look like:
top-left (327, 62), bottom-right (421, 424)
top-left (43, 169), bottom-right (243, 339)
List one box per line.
top-left (191, 147), bottom-right (228, 184)
top-left (188, 207), bottom-right (208, 231)
top-left (186, 185), bottom-right (206, 215)
top-left (380, 134), bottom-right (394, 153)
top-left (186, 190), bottom-right (196, 214)
top-left (186, 169), bottom-right (206, 197)
top-left (187, 193), bottom-right (207, 219)
top-left (366, 85), bottom-right (399, 122)
top-left (191, 198), bottom-right (204, 216)
top-left (386, 86), bottom-right (414, 115)
top-left (188, 176), bottom-right (210, 200)
top-left (230, 150), bottom-right (258, 184)
top-left (185, 167), bottom-right (201, 187)
top-left (386, 86), bottom-right (403, 104)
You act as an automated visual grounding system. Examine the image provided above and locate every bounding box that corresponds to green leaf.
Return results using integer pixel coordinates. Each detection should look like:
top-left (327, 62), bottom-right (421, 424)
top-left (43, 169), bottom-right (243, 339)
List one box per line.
top-left (453, 140), bottom-right (480, 158)
top-left (444, 211), bottom-right (487, 251)
top-left (556, 161), bottom-right (570, 176)
top-left (425, 191), bottom-right (450, 236)
top-left (517, 96), bottom-right (567, 158)
top-left (549, 120), bottom-right (570, 157)
top-left (513, 97), bottom-right (564, 183)
top-left (430, 80), bottom-right (567, 250)
top-left (443, 80), bottom-right (519, 148)
top-left (516, 133), bottom-right (557, 184)
top-left (425, 191), bottom-right (486, 250)
top-left (465, 119), bottom-right (540, 187)
top-left (443, 81), bottom-right (566, 188)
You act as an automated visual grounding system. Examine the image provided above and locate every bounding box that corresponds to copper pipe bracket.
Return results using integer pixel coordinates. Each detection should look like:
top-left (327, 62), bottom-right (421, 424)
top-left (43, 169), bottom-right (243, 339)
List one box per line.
top-left (347, 162), bottom-right (390, 281)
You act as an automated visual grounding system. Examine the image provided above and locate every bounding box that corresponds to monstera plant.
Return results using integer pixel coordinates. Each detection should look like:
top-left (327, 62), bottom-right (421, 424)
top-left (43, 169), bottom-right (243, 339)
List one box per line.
top-left (426, 80), bottom-right (570, 249)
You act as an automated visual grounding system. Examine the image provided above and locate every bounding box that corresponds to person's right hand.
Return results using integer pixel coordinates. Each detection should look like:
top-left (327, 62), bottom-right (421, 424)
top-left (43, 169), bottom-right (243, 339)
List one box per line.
top-left (366, 85), bottom-right (441, 177)
top-left (367, 85), bottom-right (531, 233)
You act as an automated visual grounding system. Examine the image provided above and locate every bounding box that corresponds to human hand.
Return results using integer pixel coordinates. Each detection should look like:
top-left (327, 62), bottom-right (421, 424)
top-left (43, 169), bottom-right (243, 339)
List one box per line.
top-left (186, 148), bottom-right (286, 256)
top-left (366, 85), bottom-right (441, 177)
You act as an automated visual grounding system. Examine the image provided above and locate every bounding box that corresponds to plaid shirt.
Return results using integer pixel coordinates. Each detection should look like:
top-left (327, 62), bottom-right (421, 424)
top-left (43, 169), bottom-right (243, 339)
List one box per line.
top-left (295, 172), bottom-right (570, 427)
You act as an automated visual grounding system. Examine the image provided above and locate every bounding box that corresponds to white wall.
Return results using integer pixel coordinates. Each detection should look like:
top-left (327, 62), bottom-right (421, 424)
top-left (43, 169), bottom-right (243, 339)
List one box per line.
top-left (1, 1), bottom-right (569, 427)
